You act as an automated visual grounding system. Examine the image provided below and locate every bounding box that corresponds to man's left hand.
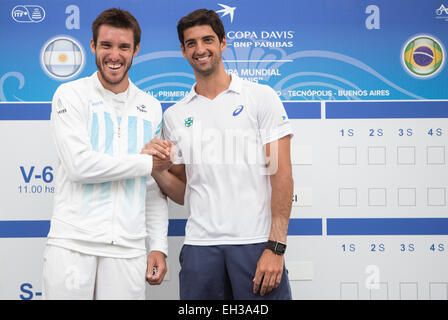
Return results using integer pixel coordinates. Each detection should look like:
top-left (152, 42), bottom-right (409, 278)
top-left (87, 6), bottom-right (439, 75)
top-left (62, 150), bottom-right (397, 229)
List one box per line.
top-left (252, 249), bottom-right (284, 296)
top-left (146, 251), bottom-right (167, 285)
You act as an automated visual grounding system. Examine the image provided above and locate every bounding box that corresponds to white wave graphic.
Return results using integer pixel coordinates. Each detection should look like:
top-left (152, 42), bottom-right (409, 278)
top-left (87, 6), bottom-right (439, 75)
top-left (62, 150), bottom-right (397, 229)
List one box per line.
top-left (134, 51), bottom-right (183, 64)
top-left (135, 72), bottom-right (195, 88)
top-left (131, 48), bottom-right (423, 101)
top-left (223, 44), bottom-right (288, 76)
top-left (270, 50), bottom-right (425, 99)
top-left (133, 51), bottom-right (194, 100)
top-left (275, 72), bottom-right (362, 90)
top-left (0, 72), bottom-right (25, 101)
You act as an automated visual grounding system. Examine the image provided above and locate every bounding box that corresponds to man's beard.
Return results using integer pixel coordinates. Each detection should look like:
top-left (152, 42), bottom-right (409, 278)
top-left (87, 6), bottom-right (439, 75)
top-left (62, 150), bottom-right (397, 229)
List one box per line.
top-left (191, 52), bottom-right (221, 77)
top-left (96, 55), bottom-right (132, 85)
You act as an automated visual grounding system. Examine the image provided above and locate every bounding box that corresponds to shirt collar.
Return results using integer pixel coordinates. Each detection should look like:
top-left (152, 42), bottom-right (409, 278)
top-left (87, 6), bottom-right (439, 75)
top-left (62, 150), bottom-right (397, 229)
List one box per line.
top-left (183, 74), bottom-right (242, 104)
top-left (228, 74), bottom-right (242, 94)
top-left (91, 71), bottom-right (134, 99)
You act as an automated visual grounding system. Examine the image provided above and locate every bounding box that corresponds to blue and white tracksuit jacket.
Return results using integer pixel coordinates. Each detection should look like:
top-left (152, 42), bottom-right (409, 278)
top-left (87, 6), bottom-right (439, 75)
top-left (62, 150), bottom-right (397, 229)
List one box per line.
top-left (47, 72), bottom-right (168, 255)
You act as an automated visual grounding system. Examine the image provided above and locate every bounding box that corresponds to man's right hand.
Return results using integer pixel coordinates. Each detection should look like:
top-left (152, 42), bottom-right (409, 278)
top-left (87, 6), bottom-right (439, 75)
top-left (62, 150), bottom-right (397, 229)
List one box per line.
top-left (143, 139), bottom-right (186, 205)
top-left (141, 139), bottom-right (174, 172)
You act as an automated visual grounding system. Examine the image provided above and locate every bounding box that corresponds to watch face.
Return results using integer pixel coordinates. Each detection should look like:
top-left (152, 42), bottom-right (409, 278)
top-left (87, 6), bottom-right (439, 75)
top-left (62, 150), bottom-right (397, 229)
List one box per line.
top-left (276, 243), bottom-right (286, 253)
top-left (268, 241), bottom-right (286, 255)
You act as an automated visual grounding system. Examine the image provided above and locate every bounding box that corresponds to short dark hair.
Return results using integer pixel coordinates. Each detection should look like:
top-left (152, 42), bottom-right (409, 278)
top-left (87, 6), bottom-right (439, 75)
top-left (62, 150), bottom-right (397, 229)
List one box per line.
top-left (177, 9), bottom-right (225, 46)
top-left (92, 8), bottom-right (141, 49)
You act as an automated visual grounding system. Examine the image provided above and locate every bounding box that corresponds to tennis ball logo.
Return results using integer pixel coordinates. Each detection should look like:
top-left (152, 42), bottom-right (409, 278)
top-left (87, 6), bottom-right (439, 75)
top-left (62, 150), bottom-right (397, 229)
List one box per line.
top-left (402, 36), bottom-right (444, 78)
top-left (41, 36), bottom-right (85, 80)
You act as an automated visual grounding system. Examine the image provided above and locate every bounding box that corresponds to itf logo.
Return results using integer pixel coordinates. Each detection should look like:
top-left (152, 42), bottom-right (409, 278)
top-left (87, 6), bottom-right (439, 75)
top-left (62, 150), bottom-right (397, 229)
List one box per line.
top-left (40, 36), bottom-right (85, 81)
top-left (12, 5), bottom-right (45, 23)
top-left (402, 35), bottom-right (445, 78)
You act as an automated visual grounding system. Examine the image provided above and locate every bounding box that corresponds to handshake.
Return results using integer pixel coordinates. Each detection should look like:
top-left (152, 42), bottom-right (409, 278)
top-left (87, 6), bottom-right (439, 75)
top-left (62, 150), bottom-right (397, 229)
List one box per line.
top-left (141, 138), bottom-right (175, 172)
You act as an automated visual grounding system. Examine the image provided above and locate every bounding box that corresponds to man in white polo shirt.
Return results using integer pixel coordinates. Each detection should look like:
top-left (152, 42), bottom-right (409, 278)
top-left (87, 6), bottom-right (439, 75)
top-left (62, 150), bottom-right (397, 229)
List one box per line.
top-left (149, 9), bottom-right (293, 299)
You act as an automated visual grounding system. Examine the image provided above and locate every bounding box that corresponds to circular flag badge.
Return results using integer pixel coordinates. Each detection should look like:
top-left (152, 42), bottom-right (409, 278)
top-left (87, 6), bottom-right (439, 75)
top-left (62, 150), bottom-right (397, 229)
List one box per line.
top-left (402, 35), bottom-right (445, 78)
top-left (41, 36), bottom-right (85, 80)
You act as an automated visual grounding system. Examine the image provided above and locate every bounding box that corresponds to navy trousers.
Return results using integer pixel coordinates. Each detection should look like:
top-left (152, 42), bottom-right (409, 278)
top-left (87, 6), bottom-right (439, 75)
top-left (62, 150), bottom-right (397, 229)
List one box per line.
top-left (179, 242), bottom-right (292, 300)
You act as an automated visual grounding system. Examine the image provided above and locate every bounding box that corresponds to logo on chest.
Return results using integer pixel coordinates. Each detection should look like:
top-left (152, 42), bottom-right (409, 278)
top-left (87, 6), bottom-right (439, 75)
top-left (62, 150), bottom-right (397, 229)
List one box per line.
top-left (91, 100), bottom-right (104, 107)
top-left (136, 104), bottom-right (147, 113)
top-left (232, 105), bottom-right (244, 116)
top-left (184, 117), bottom-right (194, 127)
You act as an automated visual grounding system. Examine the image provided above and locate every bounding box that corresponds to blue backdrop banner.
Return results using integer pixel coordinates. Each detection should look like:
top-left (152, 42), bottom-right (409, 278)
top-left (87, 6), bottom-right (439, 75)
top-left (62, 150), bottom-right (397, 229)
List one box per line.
top-left (1, 0), bottom-right (447, 104)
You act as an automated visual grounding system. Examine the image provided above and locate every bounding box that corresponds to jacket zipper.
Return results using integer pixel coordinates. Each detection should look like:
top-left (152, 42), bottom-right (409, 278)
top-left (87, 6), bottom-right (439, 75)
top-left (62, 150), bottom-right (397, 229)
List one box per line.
top-left (110, 101), bottom-right (127, 245)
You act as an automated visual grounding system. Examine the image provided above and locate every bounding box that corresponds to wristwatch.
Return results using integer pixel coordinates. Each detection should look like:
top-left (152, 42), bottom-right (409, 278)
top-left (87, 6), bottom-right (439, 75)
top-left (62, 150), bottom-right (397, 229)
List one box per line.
top-left (266, 240), bottom-right (287, 255)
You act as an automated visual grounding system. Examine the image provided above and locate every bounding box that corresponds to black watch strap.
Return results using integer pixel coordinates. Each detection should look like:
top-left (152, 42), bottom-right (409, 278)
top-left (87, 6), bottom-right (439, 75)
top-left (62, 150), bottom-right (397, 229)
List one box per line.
top-left (266, 240), bottom-right (287, 255)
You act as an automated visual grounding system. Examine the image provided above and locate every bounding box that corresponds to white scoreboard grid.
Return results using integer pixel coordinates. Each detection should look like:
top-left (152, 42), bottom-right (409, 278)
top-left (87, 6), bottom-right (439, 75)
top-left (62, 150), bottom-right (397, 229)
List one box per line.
top-left (1, 100), bottom-right (447, 300)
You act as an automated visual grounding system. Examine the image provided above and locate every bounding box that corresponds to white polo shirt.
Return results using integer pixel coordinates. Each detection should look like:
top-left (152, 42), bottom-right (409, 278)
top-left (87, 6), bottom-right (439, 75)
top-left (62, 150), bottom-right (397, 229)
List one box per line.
top-left (162, 75), bottom-right (293, 245)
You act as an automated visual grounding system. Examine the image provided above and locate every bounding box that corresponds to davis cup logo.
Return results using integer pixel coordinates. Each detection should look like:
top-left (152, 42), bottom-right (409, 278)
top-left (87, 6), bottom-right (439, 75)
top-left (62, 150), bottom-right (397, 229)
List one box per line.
top-left (41, 36), bottom-right (85, 80)
top-left (12, 5), bottom-right (45, 23)
top-left (402, 35), bottom-right (445, 78)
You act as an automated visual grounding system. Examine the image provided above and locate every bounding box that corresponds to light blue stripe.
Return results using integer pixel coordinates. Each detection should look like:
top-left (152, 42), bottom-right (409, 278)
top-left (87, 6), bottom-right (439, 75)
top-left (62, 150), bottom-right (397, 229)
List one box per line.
top-left (95, 112), bottom-right (114, 206)
top-left (99, 181), bottom-right (111, 203)
top-left (124, 178), bottom-right (136, 213)
top-left (90, 113), bottom-right (99, 151)
top-left (154, 121), bottom-right (162, 136)
top-left (140, 176), bottom-right (147, 213)
top-left (143, 120), bottom-right (152, 143)
top-left (81, 184), bottom-right (94, 213)
top-left (128, 116), bottom-right (138, 154)
top-left (104, 112), bottom-right (114, 156)
top-left (125, 179), bottom-right (135, 194)
top-left (117, 116), bottom-right (122, 126)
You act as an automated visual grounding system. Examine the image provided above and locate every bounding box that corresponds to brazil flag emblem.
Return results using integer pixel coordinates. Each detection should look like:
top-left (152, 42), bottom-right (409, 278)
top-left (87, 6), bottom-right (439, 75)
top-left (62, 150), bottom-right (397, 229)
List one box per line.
top-left (403, 35), bottom-right (444, 78)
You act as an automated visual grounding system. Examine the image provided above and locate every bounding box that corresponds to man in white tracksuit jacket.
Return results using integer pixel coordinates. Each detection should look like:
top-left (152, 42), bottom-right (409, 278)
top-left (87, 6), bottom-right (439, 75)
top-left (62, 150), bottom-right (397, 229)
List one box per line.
top-left (42, 8), bottom-right (170, 299)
